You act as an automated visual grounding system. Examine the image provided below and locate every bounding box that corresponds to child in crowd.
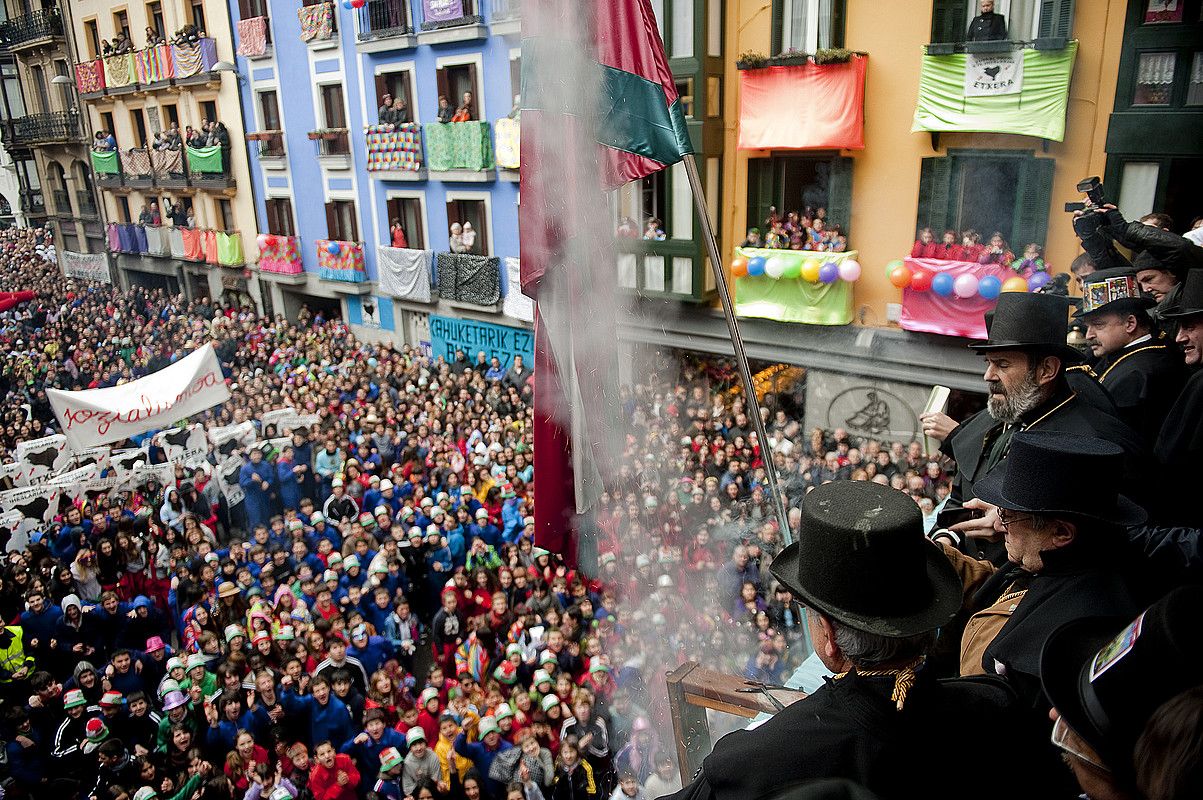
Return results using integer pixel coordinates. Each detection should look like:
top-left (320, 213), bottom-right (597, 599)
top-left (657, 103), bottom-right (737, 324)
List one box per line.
top-left (1011, 242), bottom-right (1048, 277)
top-left (978, 231), bottom-right (1015, 266)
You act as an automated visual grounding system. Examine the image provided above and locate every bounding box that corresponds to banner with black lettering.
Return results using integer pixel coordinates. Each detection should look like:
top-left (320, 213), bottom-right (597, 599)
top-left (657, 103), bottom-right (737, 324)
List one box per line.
top-left (216, 454), bottom-right (245, 507)
top-left (260, 408), bottom-right (322, 433)
top-left (156, 424), bottom-right (209, 467)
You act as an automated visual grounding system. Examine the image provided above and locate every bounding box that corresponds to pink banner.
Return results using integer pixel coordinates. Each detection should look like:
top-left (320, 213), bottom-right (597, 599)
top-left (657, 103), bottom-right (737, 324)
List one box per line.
top-left (258, 235), bottom-right (303, 274)
top-left (899, 258), bottom-right (1012, 339)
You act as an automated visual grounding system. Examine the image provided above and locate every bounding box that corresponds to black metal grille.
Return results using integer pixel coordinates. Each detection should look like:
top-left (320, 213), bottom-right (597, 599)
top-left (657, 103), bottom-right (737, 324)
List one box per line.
top-left (10, 111), bottom-right (82, 145)
top-left (357, 0), bottom-right (412, 39)
top-left (0, 8), bottom-right (64, 49)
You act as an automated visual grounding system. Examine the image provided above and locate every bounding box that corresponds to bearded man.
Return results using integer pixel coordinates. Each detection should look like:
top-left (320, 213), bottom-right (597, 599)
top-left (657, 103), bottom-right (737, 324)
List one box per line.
top-left (921, 293), bottom-right (1147, 557)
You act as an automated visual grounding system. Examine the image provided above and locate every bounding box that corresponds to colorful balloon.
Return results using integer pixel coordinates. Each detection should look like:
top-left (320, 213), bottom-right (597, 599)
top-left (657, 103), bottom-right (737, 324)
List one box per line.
top-left (1002, 276), bottom-right (1029, 293)
top-left (801, 260), bottom-right (821, 283)
top-left (909, 269), bottom-right (933, 292)
top-left (326, 241), bottom-right (341, 256)
top-left (888, 265), bottom-right (913, 289)
top-left (953, 273), bottom-right (980, 299)
top-left (978, 275), bottom-right (1002, 300)
top-left (885, 258), bottom-right (905, 277)
top-left (932, 272), bottom-right (955, 297)
top-left (1028, 271), bottom-right (1052, 291)
top-left (782, 259), bottom-right (802, 280)
top-left (837, 259), bottom-right (861, 282)
top-left (765, 256), bottom-right (788, 279)
top-left (747, 256), bottom-right (766, 276)
top-left (264, 235), bottom-right (277, 249)
top-left (341, 0), bottom-right (353, 8)
top-left (730, 257), bottom-right (748, 277)
top-left (818, 262), bottom-right (839, 284)
top-left (350, 0), bottom-right (366, 7)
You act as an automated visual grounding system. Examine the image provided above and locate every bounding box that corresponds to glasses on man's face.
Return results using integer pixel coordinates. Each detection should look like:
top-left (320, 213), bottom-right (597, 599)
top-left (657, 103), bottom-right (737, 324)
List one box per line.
top-left (1050, 715), bottom-right (1109, 772)
top-left (997, 508), bottom-right (1033, 531)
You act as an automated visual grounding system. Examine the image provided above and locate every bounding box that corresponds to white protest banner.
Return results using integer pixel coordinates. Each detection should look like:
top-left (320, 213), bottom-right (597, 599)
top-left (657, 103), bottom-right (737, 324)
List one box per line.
top-left (16, 434), bottom-right (70, 476)
top-left (217, 455), bottom-right (245, 506)
top-left (129, 461), bottom-right (176, 488)
top-left (48, 464), bottom-right (100, 504)
top-left (59, 250), bottom-right (113, 284)
top-left (0, 462), bottom-right (22, 487)
top-left (964, 51), bottom-right (1024, 97)
top-left (0, 484), bottom-right (60, 526)
top-left (156, 424), bottom-right (209, 467)
top-left (71, 446), bottom-right (112, 472)
top-left (0, 508), bottom-right (32, 553)
top-left (260, 408), bottom-right (322, 432)
top-left (110, 448), bottom-right (148, 478)
top-left (209, 421), bottom-right (257, 457)
top-left (48, 344), bottom-right (230, 450)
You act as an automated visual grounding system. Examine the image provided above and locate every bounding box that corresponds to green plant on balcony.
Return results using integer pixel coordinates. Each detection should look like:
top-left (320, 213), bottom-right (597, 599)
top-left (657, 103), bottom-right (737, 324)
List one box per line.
top-left (737, 47), bottom-right (857, 70)
top-left (736, 51), bottom-right (768, 70)
top-left (307, 129), bottom-right (341, 141)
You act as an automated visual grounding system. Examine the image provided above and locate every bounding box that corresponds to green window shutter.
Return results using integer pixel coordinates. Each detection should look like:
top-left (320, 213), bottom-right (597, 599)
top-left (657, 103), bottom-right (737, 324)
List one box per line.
top-left (746, 157), bottom-right (776, 233)
top-left (930, 0), bottom-right (967, 44)
top-left (771, 0), bottom-right (784, 56)
top-left (1038, 0), bottom-right (1075, 39)
top-left (1011, 156), bottom-right (1056, 250)
top-left (916, 156), bottom-right (953, 234)
top-left (825, 156), bottom-right (853, 237)
top-left (829, 0), bottom-right (848, 49)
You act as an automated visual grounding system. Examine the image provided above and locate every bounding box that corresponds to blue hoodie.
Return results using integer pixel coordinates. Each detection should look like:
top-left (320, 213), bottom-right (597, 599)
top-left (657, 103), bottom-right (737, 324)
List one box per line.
top-left (348, 635), bottom-right (393, 677)
top-left (341, 726), bottom-right (407, 793)
top-left (286, 690), bottom-right (354, 749)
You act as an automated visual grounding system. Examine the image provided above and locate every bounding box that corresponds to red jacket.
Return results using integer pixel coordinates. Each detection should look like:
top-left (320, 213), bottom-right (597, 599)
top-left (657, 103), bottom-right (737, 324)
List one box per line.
top-left (309, 754), bottom-right (361, 800)
top-left (910, 240), bottom-right (939, 259)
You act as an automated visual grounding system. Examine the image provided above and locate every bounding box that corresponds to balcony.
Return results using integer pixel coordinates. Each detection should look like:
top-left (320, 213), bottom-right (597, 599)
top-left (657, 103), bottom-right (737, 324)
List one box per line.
top-left (20, 189), bottom-right (46, 217)
top-left (76, 190), bottom-right (98, 218)
top-left (616, 239), bottom-right (717, 304)
top-left (76, 39), bottom-right (220, 101)
top-left (356, 0), bottom-right (417, 52)
top-left (424, 121), bottom-right (495, 181)
top-left (490, 0), bottom-right (520, 36)
top-left (186, 145), bottom-right (235, 191)
top-left (317, 239), bottom-right (369, 290)
top-left (299, 2), bottom-right (338, 49)
top-left (417, 0), bottom-right (486, 45)
top-left (249, 130), bottom-right (286, 170)
top-left (311, 129), bottom-right (351, 170)
top-left (122, 149), bottom-right (155, 189)
top-left (236, 15), bottom-right (273, 61)
top-left (257, 234), bottom-right (305, 280)
top-left (494, 117), bottom-right (518, 180)
top-left (10, 111), bottom-right (83, 146)
top-left (109, 223), bottom-right (245, 267)
top-left (0, 8), bottom-right (64, 53)
top-left (366, 123), bottom-right (425, 181)
top-left (151, 149), bottom-right (189, 189)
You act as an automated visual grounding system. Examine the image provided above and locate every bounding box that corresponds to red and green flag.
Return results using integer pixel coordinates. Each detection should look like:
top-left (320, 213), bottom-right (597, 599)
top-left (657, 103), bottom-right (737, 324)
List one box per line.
top-left (520, 0), bottom-right (691, 566)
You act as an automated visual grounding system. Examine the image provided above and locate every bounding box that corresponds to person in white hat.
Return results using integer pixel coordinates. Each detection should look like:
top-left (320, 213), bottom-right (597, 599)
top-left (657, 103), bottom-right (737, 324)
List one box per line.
top-left (453, 715), bottom-right (513, 797)
top-left (402, 726), bottom-right (442, 794)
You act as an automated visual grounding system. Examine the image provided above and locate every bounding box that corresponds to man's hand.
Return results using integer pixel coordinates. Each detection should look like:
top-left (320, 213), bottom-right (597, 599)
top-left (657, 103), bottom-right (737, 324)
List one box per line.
top-left (919, 412), bottom-right (959, 443)
top-left (336, 770), bottom-right (349, 786)
top-left (354, 732), bottom-right (370, 745)
top-left (15, 735), bottom-right (33, 748)
top-left (949, 498), bottom-right (1001, 541)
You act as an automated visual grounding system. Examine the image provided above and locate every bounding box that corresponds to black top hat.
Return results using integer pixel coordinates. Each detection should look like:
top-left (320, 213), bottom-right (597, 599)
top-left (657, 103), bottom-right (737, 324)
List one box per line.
top-left (1071, 267), bottom-right (1156, 319)
top-left (972, 292), bottom-right (1084, 363)
top-left (768, 482), bottom-right (961, 638)
top-left (973, 430), bottom-right (1147, 526)
top-left (1040, 585), bottom-right (1203, 775)
top-left (1161, 268), bottom-right (1203, 319)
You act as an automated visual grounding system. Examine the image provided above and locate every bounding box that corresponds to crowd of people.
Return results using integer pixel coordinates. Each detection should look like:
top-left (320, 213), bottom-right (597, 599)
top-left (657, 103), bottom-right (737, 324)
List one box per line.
top-left (1, 187), bottom-right (1201, 800)
top-left (739, 206), bottom-right (848, 253)
top-left (99, 23), bottom-right (206, 57)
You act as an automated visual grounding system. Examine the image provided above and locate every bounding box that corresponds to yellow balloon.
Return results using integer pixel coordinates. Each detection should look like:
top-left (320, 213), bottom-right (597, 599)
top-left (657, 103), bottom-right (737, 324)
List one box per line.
top-left (800, 260), bottom-right (821, 283)
top-left (1001, 276), bottom-right (1029, 293)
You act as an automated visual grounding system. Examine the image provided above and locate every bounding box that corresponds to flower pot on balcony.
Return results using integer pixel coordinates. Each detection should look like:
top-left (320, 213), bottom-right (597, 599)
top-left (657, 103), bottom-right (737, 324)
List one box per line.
top-left (307, 131), bottom-right (322, 140)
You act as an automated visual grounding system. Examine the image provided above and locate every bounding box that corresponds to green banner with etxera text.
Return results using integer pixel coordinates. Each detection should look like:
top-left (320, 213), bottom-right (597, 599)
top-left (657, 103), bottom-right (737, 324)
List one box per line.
top-left (912, 41), bottom-right (1077, 142)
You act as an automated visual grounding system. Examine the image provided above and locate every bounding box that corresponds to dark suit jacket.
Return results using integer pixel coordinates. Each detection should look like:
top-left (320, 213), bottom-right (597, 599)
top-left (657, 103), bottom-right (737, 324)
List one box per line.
top-left (967, 11), bottom-right (1007, 41)
top-left (1096, 339), bottom-right (1186, 445)
top-left (1155, 368), bottom-right (1203, 525)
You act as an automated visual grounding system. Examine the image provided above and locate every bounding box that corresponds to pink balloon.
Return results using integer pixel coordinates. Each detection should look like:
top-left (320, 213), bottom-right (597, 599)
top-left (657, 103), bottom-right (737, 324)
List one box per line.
top-left (953, 273), bottom-right (980, 299)
top-left (837, 259), bottom-right (861, 282)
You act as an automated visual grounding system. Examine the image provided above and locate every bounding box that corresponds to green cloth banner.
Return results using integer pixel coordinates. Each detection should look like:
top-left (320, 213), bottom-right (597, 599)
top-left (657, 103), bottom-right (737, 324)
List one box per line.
top-left (217, 232), bottom-right (243, 266)
top-left (912, 41), bottom-right (1078, 142)
top-left (734, 248), bottom-right (855, 326)
top-left (90, 150), bottom-right (120, 174)
top-left (186, 145), bottom-right (224, 173)
top-left (425, 122), bottom-right (495, 172)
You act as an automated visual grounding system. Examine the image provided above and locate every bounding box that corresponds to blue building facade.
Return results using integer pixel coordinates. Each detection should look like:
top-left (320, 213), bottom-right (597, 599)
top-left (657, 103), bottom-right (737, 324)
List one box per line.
top-left (230, 0), bottom-right (525, 344)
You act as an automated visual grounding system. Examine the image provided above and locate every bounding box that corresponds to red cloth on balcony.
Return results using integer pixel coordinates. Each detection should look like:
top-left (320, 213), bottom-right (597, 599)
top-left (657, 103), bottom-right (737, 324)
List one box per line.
top-left (180, 228), bottom-right (204, 261)
top-left (203, 230), bottom-right (219, 264)
top-left (738, 55), bottom-right (867, 150)
top-left (899, 258), bottom-right (1012, 339)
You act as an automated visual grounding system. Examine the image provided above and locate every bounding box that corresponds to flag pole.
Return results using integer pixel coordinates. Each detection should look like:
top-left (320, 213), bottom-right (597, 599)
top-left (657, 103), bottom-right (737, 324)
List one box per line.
top-left (682, 154), bottom-right (793, 545)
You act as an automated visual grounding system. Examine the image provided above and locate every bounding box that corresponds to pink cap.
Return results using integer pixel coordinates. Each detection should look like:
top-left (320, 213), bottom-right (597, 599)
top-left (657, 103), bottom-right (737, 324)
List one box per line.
top-left (145, 636), bottom-right (166, 652)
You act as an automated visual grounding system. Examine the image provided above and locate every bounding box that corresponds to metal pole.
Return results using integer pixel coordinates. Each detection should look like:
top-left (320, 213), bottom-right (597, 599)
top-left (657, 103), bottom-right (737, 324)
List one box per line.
top-left (682, 154), bottom-right (793, 545)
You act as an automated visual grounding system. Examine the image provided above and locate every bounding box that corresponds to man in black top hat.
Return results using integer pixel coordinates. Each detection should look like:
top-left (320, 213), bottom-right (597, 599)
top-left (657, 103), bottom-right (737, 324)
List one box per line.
top-left (668, 481), bottom-right (1056, 800)
top-left (922, 292), bottom-right (1147, 548)
top-left (1154, 269), bottom-right (1203, 525)
top-left (1076, 268), bottom-right (1186, 444)
top-left (938, 431), bottom-right (1148, 706)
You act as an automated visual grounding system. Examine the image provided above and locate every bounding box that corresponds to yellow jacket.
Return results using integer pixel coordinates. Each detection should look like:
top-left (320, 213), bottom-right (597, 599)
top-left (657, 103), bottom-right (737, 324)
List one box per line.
top-left (0, 626), bottom-right (33, 683)
top-left (436, 734), bottom-right (474, 785)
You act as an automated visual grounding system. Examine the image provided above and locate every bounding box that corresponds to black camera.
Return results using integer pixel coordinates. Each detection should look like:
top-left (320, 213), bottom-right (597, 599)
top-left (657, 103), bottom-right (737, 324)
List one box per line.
top-left (1064, 176), bottom-right (1107, 213)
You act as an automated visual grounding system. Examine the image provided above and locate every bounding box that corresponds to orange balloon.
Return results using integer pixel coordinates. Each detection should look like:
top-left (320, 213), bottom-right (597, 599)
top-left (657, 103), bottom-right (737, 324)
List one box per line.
top-left (731, 257), bottom-right (748, 277)
top-left (1001, 276), bottom-right (1029, 293)
top-left (888, 265), bottom-right (913, 289)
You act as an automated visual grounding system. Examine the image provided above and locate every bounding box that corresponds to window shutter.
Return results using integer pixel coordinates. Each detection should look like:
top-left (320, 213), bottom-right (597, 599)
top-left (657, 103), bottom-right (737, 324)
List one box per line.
top-left (916, 156), bottom-right (953, 234)
top-left (325, 201), bottom-right (338, 241)
top-left (829, 0), bottom-right (848, 49)
top-left (930, 0), bottom-right (967, 44)
top-left (1011, 156), bottom-right (1055, 251)
top-left (770, 0), bottom-right (784, 57)
top-left (1037, 0), bottom-right (1074, 39)
top-left (238, 0), bottom-right (252, 21)
top-left (825, 156), bottom-right (853, 237)
top-left (374, 75), bottom-right (388, 108)
top-left (746, 158), bottom-right (775, 233)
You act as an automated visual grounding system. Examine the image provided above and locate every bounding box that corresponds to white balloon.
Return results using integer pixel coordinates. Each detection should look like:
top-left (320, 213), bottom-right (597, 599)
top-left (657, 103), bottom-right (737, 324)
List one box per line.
top-left (765, 256), bottom-right (788, 279)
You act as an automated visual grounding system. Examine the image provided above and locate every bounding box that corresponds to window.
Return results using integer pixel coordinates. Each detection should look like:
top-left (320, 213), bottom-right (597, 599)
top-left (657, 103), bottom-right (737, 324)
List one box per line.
top-left (147, 3), bottom-right (166, 38)
top-left (779, 0), bottom-right (843, 53)
top-left (639, 172), bottom-right (667, 234)
top-left (113, 11), bottom-right (130, 39)
top-left (325, 200), bottom-right (358, 241)
top-left (916, 152), bottom-right (1054, 251)
top-left (130, 109), bottom-right (149, 148)
top-left (1117, 162), bottom-right (1159, 220)
top-left (509, 52), bottom-right (521, 111)
top-left (436, 63), bottom-right (478, 119)
top-left (321, 84), bottom-right (347, 129)
top-left (928, 0), bottom-right (1073, 45)
top-left (746, 154), bottom-right (853, 236)
top-left (100, 112), bottom-right (116, 139)
top-left (446, 198), bottom-right (488, 254)
top-left (266, 198), bottom-right (295, 236)
top-left (387, 196), bottom-right (425, 248)
top-left (53, 61), bottom-right (72, 110)
top-left (84, 19), bottom-right (101, 58)
top-left (1190, 52), bottom-right (1203, 105)
top-left (258, 90), bottom-right (281, 130)
top-left (218, 199), bottom-right (234, 231)
top-left (162, 104), bottom-right (179, 129)
top-left (671, 0), bottom-right (694, 58)
top-left (192, 1), bottom-right (207, 32)
top-left (28, 65), bottom-right (47, 113)
top-left (201, 100), bottom-right (218, 125)
top-left (117, 197), bottom-right (132, 223)
top-left (1134, 52), bottom-right (1177, 104)
top-left (1, 62), bottom-right (26, 119)
top-left (675, 78), bottom-right (694, 118)
top-left (706, 76), bottom-right (721, 117)
top-left (374, 71), bottom-right (415, 123)
top-left (239, 0), bottom-right (271, 19)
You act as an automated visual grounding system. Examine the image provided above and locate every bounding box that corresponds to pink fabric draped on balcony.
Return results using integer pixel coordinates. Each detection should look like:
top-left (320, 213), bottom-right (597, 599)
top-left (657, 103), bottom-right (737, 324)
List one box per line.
top-left (76, 60), bottom-right (105, 94)
top-left (237, 17), bottom-right (268, 57)
top-left (180, 228), bottom-right (204, 261)
top-left (298, 3), bottom-right (334, 42)
top-left (134, 45), bottom-right (174, 83)
top-left (899, 258), bottom-right (1012, 339)
top-left (203, 230), bottom-right (219, 265)
top-left (123, 149), bottom-right (152, 176)
top-left (738, 55), bottom-right (867, 150)
top-left (258, 235), bottom-right (303, 275)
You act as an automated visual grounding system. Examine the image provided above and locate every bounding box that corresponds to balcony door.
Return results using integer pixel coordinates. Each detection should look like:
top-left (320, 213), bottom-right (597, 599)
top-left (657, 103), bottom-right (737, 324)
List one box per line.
top-left (28, 64), bottom-right (48, 114)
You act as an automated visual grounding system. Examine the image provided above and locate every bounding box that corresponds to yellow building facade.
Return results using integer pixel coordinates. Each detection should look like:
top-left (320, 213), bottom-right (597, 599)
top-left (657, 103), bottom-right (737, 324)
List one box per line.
top-left (719, 0), bottom-right (1127, 323)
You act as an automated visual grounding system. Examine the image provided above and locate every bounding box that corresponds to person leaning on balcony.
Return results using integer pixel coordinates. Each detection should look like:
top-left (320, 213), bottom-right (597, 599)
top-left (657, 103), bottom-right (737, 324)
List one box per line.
top-left (390, 220), bottom-right (408, 249)
top-left (138, 204), bottom-right (153, 226)
top-left (666, 481), bottom-right (1059, 800)
top-left (967, 0), bottom-right (1007, 41)
top-left (437, 96), bottom-right (454, 124)
top-left (392, 97), bottom-right (411, 125)
top-left (452, 92), bottom-right (475, 122)
top-left (378, 94), bottom-right (394, 125)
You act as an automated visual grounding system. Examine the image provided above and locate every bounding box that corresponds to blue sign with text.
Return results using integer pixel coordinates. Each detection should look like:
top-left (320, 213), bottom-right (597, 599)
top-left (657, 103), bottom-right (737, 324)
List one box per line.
top-left (428, 314), bottom-right (533, 369)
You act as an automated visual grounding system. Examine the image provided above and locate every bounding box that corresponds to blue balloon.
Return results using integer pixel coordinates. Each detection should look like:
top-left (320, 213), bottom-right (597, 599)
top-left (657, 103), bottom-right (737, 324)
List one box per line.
top-left (931, 272), bottom-right (955, 297)
top-left (978, 275), bottom-right (1002, 300)
top-left (747, 256), bottom-right (766, 276)
top-left (341, 0), bottom-right (353, 8)
top-left (326, 241), bottom-right (341, 256)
